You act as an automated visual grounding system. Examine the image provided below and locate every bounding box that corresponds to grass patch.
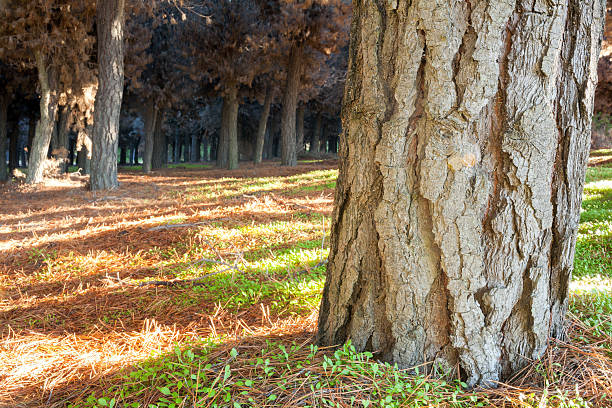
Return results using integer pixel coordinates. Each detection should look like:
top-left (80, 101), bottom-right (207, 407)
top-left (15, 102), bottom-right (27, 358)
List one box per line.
top-left (180, 169), bottom-right (338, 201)
top-left (75, 341), bottom-right (487, 408)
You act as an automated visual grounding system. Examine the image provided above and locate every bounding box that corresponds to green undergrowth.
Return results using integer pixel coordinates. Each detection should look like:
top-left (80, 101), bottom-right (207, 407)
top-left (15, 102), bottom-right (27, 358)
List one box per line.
top-left (75, 341), bottom-right (487, 408)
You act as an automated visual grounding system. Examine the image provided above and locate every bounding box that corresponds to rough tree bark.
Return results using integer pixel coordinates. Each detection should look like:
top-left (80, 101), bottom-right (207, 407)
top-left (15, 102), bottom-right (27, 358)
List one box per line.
top-left (254, 86), bottom-right (272, 164)
top-left (296, 104), bottom-right (305, 156)
top-left (318, 0), bottom-right (605, 387)
top-left (90, 0), bottom-right (125, 190)
top-left (142, 101), bottom-right (157, 173)
top-left (26, 50), bottom-right (59, 184)
top-left (280, 44), bottom-right (303, 166)
top-left (0, 93), bottom-right (7, 181)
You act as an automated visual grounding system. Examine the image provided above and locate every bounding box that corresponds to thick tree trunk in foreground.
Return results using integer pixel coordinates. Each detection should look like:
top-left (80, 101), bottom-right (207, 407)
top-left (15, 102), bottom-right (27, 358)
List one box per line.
top-left (280, 44), bottom-right (303, 166)
top-left (0, 94), bottom-right (7, 181)
top-left (90, 0), bottom-right (125, 190)
top-left (27, 50), bottom-right (59, 184)
top-left (318, 0), bottom-right (605, 387)
top-left (151, 109), bottom-right (166, 170)
top-left (142, 102), bottom-right (157, 173)
top-left (254, 87), bottom-right (272, 164)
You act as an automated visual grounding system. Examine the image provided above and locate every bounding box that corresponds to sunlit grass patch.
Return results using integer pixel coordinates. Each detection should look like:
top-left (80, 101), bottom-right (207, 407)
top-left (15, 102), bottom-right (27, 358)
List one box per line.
top-left (584, 164), bottom-right (612, 184)
top-left (570, 163), bottom-right (612, 356)
top-left (180, 169), bottom-right (338, 201)
top-left (574, 166), bottom-right (612, 280)
top-left (144, 239), bottom-right (329, 315)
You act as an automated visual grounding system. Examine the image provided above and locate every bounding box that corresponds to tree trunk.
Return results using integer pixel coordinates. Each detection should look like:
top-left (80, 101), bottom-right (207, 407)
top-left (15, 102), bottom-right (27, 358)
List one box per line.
top-left (227, 83), bottom-right (239, 170)
top-left (280, 44), bottom-right (303, 166)
top-left (254, 86), bottom-right (272, 164)
top-left (76, 127), bottom-right (92, 175)
top-left (191, 133), bottom-right (199, 162)
top-left (296, 104), bottom-right (305, 157)
top-left (0, 94), bottom-right (7, 181)
top-left (142, 102), bottom-right (157, 172)
top-left (151, 109), bottom-right (166, 170)
top-left (318, 0), bottom-right (605, 387)
top-left (119, 145), bottom-right (127, 165)
top-left (131, 137), bottom-right (140, 165)
top-left (8, 119), bottom-right (18, 170)
top-left (26, 50), bottom-right (59, 184)
top-left (217, 98), bottom-right (229, 168)
top-left (27, 114), bottom-right (35, 165)
top-left (90, 0), bottom-right (125, 190)
top-left (57, 106), bottom-right (71, 173)
top-left (311, 112), bottom-right (322, 154)
top-left (201, 131), bottom-right (209, 161)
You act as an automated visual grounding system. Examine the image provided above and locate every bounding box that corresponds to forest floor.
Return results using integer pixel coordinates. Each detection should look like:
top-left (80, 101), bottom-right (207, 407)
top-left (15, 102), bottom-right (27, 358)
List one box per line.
top-left (0, 156), bottom-right (610, 408)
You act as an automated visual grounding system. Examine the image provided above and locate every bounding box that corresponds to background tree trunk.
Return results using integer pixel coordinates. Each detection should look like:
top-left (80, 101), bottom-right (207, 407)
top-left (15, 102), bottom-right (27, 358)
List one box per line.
top-left (318, 0), bottom-right (605, 387)
top-left (27, 114), bottom-right (35, 165)
top-left (8, 119), bottom-right (18, 171)
top-left (90, 0), bottom-right (125, 190)
top-left (151, 109), bottom-right (166, 170)
top-left (254, 86), bottom-right (272, 164)
top-left (296, 104), bottom-right (305, 156)
top-left (227, 83), bottom-right (239, 170)
top-left (131, 137), bottom-right (140, 165)
top-left (280, 44), bottom-right (303, 166)
top-left (26, 50), bottom-right (59, 184)
top-left (217, 98), bottom-right (229, 168)
top-left (142, 102), bottom-right (157, 173)
top-left (76, 127), bottom-right (92, 175)
top-left (311, 112), bottom-right (322, 154)
top-left (57, 106), bottom-right (71, 173)
top-left (191, 134), bottom-right (199, 162)
top-left (201, 131), bottom-right (209, 161)
top-left (0, 94), bottom-right (7, 181)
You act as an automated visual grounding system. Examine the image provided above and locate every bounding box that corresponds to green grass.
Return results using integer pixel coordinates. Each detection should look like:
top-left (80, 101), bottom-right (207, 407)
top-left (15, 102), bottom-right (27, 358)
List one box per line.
top-left (570, 164), bottom-right (612, 352)
top-left (589, 148), bottom-right (612, 158)
top-left (180, 169), bottom-right (338, 201)
top-left (75, 341), bottom-right (488, 408)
